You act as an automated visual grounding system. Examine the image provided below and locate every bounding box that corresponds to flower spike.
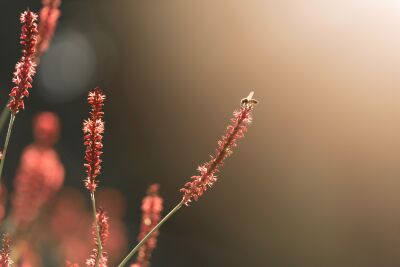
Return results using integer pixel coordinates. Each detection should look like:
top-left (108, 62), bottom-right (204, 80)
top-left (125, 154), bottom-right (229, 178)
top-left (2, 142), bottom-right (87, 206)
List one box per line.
top-left (7, 10), bottom-right (39, 114)
top-left (36, 0), bottom-right (62, 57)
top-left (180, 91), bottom-right (258, 205)
top-left (132, 184), bottom-right (163, 267)
top-left (83, 87), bottom-right (106, 193)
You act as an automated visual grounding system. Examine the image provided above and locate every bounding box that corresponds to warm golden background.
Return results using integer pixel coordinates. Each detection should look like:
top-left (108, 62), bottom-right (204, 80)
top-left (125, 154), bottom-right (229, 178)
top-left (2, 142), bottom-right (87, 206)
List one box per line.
top-left (2, 0), bottom-right (400, 266)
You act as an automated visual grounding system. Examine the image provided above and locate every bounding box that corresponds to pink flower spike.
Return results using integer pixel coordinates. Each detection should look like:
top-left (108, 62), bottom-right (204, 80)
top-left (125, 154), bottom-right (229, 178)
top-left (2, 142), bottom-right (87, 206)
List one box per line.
top-left (7, 10), bottom-right (39, 114)
top-left (133, 184), bottom-right (163, 267)
top-left (83, 87), bottom-right (106, 193)
top-left (36, 0), bottom-right (61, 57)
top-left (0, 234), bottom-right (12, 267)
top-left (180, 92), bottom-right (258, 205)
top-left (86, 208), bottom-right (109, 267)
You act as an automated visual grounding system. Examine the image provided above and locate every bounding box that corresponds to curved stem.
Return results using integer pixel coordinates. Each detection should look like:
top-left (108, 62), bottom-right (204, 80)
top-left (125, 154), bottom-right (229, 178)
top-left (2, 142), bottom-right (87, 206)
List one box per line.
top-left (90, 192), bottom-right (102, 267)
top-left (117, 200), bottom-right (184, 267)
top-left (0, 114), bottom-right (15, 186)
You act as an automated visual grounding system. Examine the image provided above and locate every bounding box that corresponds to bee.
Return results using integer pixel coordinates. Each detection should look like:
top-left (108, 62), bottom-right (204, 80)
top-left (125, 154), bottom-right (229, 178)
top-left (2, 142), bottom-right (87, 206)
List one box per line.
top-left (241, 91), bottom-right (258, 106)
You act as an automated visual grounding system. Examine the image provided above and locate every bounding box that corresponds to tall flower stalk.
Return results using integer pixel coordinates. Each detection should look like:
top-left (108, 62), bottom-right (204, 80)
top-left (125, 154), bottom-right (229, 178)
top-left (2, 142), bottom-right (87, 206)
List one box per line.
top-left (117, 92), bottom-right (258, 267)
top-left (0, 0), bottom-right (62, 134)
top-left (83, 87), bottom-right (106, 267)
top-left (0, 10), bottom-right (39, 186)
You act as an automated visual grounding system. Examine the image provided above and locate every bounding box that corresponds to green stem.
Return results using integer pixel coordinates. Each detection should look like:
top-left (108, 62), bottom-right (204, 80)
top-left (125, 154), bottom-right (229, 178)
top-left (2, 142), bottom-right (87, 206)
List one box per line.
top-left (0, 114), bottom-right (15, 186)
top-left (90, 192), bottom-right (102, 267)
top-left (117, 200), bottom-right (184, 267)
top-left (0, 105), bottom-right (10, 135)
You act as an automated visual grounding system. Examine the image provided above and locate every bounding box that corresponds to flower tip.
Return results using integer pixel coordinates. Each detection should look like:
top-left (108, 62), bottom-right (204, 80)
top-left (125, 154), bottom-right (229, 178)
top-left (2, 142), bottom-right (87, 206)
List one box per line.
top-left (147, 184), bottom-right (160, 195)
top-left (241, 91), bottom-right (259, 107)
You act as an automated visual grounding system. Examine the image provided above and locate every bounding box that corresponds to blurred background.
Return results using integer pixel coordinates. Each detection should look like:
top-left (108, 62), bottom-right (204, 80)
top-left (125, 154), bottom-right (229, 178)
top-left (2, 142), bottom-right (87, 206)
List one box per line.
top-left (1, 0), bottom-right (400, 266)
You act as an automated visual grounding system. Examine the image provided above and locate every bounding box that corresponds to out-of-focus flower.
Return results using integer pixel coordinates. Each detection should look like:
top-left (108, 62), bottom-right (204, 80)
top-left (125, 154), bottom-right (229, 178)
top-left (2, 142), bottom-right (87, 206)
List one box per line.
top-left (0, 234), bottom-right (12, 267)
top-left (50, 188), bottom-right (92, 265)
top-left (11, 145), bottom-right (65, 228)
top-left (8, 11), bottom-right (39, 114)
top-left (36, 0), bottom-right (61, 57)
top-left (83, 87), bottom-right (106, 193)
top-left (11, 113), bottom-right (64, 228)
top-left (180, 92), bottom-right (258, 205)
top-left (33, 112), bottom-right (60, 146)
top-left (97, 189), bottom-right (128, 265)
top-left (86, 208), bottom-right (109, 267)
top-left (132, 184), bottom-right (163, 267)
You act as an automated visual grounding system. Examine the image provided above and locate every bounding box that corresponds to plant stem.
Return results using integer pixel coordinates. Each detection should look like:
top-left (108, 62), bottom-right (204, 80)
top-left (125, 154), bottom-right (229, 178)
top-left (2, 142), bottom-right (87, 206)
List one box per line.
top-left (0, 105), bottom-right (10, 135)
top-left (117, 200), bottom-right (184, 267)
top-left (0, 114), bottom-right (15, 186)
top-left (90, 192), bottom-right (102, 267)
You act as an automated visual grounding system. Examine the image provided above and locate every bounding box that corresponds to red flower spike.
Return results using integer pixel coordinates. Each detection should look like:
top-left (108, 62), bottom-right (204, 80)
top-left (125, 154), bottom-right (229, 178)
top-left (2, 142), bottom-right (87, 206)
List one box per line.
top-left (180, 92), bottom-right (258, 205)
top-left (86, 208), bottom-right (109, 267)
top-left (133, 184), bottom-right (163, 267)
top-left (36, 0), bottom-right (61, 56)
top-left (83, 87), bottom-right (106, 193)
top-left (7, 10), bottom-right (39, 114)
top-left (0, 234), bottom-right (12, 267)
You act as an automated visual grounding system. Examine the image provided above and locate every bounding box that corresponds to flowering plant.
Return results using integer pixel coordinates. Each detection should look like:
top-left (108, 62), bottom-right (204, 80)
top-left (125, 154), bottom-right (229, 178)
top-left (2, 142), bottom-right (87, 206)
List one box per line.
top-left (0, 4), bottom-right (258, 267)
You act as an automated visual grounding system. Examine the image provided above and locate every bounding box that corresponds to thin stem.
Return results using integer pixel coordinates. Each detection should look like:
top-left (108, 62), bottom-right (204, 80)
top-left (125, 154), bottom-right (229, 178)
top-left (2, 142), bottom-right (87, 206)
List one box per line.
top-left (90, 192), bottom-right (102, 267)
top-left (0, 114), bottom-right (15, 186)
top-left (117, 200), bottom-right (184, 267)
top-left (0, 105), bottom-right (10, 135)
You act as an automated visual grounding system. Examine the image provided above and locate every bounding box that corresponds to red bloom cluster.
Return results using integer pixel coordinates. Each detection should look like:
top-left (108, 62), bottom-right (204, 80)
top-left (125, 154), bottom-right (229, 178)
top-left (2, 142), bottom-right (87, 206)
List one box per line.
top-left (36, 0), bottom-right (61, 57)
top-left (180, 93), bottom-right (257, 205)
top-left (11, 144), bottom-right (65, 228)
top-left (132, 184), bottom-right (163, 267)
top-left (11, 112), bottom-right (64, 228)
top-left (86, 208), bottom-right (109, 267)
top-left (83, 87), bottom-right (106, 193)
top-left (8, 11), bottom-right (39, 114)
top-left (0, 235), bottom-right (12, 267)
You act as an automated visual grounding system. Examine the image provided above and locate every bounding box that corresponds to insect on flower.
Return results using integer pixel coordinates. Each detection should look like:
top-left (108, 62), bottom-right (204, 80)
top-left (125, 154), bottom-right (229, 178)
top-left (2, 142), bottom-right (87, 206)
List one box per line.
top-left (241, 91), bottom-right (258, 106)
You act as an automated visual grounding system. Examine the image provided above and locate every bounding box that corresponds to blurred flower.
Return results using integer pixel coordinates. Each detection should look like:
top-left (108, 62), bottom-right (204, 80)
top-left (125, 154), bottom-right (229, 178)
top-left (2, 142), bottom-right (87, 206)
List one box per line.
top-left (86, 208), bottom-right (109, 267)
top-left (97, 189), bottom-right (128, 265)
top-left (132, 184), bottom-right (163, 267)
top-left (0, 234), bottom-right (12, 267)
top-left (33, 112), bottom-right (60, 146)
top-left (11, 145), bottom-right (65, 228)
top-left (11, 113), bottom-right (64, 228)
top-left (8, 10), bottom-right (39, 114)
top-left (83, 87), bottom-right (105, 193)
top-left (50, 188), bottom-right (92, 265)
top-left (180, 92), bottom-right (257, 205)
top-left (36, 0), bottom-right (61, 57)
